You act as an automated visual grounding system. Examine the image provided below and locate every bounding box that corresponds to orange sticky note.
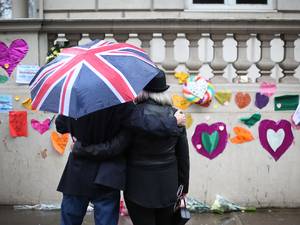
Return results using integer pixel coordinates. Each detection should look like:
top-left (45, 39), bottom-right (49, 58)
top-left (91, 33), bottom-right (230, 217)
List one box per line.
top-left (172, 95), bottom-right (191, 110)
top-left (230, 126), bottom-right (254, 144)
top-left (51, 131), bottom-right (69, 155)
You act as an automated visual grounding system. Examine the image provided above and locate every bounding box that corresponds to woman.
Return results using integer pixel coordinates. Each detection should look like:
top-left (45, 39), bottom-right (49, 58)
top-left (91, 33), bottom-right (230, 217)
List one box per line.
top-left (73, 70), bottom-right (190, 225)
top-left (123, 70), bottom-right (190, 225)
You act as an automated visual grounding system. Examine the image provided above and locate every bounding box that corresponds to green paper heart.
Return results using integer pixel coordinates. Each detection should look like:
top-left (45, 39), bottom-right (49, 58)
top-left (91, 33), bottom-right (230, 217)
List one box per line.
top-left (201, 131), bottom-right (219, 154)
top-left (0, 75), bottom-right (8, 84)
top-left (240, 113), bottom-right (261, 127)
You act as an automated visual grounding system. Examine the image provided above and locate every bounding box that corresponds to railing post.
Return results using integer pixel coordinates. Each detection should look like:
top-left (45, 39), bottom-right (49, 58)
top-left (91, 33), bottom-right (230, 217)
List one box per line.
top-left (185, 33), bottom-right (202, 75)
top-left (279, 34), bottom-right (300, 83)
top-left (138, 33), bottom-right (153, 56)
top-left (65, 33), bottom-right (82, 47)
top-left (113, 33), bottom-right (129, 43)
top-left (210, 34), bottom-right (228, 83)
top-left (161, 33), bottom-right (178, 74)
top-left (89, 33), bottom-right (105, 41)
top-left (256, 34), bottom-right (275, 82)
top-left (233, 34), bottom-right (252, 83)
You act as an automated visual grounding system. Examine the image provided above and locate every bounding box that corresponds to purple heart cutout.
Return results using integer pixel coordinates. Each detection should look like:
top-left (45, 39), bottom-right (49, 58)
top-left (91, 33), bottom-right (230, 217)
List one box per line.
top-left (0, 39), bottom-right (29, 76)
top-left (259, 119), bottom-right (294, 161)
top-left (255, 92), bottom-right (269, 109)
top-left (192, 122), bottom-right (228, 160)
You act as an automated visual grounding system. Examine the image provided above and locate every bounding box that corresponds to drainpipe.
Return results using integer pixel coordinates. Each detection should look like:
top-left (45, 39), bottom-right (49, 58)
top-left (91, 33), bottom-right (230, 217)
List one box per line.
top-left (12, 0), bottom-right (28, 18)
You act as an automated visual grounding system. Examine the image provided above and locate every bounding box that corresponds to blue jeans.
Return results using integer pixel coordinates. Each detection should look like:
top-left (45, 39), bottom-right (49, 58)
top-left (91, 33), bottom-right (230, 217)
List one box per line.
top-left (60, 192), bottom-right (120, 225)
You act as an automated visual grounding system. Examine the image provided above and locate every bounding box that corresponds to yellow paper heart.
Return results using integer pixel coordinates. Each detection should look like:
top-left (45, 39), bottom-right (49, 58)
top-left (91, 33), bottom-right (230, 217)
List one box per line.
top-left (174, 71), bottom-right (189, 84)
top-left (22, 98), bottom-right (32, 110)
top-left (215, 91), bottom-right (232, 105)
top-left (4, 63), bottom-right (10, 69)
top-left (172, 95), bottom-right (191, 110)
top-left (51, 131), bottom-right (69, 155)
top-left (14, 96), bottom-right (20, 101)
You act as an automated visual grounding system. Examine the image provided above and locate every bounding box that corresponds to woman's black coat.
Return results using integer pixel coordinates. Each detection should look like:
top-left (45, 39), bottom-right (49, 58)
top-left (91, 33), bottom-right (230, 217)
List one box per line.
top-left (56, 102), bottom-right (181, 198)
top-left (73, 99), bottom-right (190, 207)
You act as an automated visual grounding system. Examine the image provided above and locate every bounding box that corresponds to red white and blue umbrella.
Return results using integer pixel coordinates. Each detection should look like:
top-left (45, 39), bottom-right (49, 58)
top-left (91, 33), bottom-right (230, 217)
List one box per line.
top-left (30, 40), bottom-right (160, 118)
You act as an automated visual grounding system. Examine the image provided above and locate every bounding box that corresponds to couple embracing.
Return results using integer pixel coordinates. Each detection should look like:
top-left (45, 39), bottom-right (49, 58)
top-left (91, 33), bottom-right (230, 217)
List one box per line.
top-left (55, 70), bottom-right (190, 225)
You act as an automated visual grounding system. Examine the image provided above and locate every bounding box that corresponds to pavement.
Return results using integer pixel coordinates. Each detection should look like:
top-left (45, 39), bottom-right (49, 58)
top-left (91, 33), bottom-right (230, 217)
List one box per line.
top-left (0, 206), bottom-right (300, 225)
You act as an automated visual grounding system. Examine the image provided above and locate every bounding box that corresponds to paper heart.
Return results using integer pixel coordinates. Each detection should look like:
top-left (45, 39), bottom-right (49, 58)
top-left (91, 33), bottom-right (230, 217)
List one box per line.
top-left (214, 91), bottom-right (232, 105)
top-left (201, 131), bottom-right (219, 153)
top-left (255, 93), bottom-right (269, 109)
top-left (267, 129), bottom-right (285, 151)
top-left (186, 78), bottom-right (208, 99)
top-left (174, 71), bottom-right (189, 84)
top-left (230, 126), bottom-right (254, 144)
top-left (172, 95), bottom-right (191, 110)
top-left (31, 118), bottom-right (51, 134)
top-left (0, 75), bottom-right (8, 83)
top-left (259, 82), bottom-right (277, 97)
top-left (51, 131), bottom-right (69, 155)
top-left (259, 119), bottom-right (294, 161)
top-left (235, 92), bottom-right (251, 109)
top-left (192, 122), bottom-right (228, 160)
top-left (0, 39), bottom-right (29, 76)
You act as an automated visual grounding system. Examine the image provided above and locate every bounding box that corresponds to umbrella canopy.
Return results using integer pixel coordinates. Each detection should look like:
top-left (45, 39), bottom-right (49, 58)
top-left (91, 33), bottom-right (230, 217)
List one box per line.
top-left (30, 40), bottom-right (160, 118)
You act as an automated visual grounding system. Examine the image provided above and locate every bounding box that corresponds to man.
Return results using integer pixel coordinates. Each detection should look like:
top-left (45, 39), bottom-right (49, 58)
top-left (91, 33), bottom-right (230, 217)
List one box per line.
top-left (55, 101), bottom-right (185, 225)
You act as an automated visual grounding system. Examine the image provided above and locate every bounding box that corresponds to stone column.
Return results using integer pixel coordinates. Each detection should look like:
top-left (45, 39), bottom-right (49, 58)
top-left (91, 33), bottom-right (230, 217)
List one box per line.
top-left (256, 34), bottom-right (275, 82)
top-left (210, 34), bottom-right (228, 83)
top-left (279, 34), bottom-right (300, 83)
top-left (138, 33), bottom-right (153, 56)
top-left (65, 33), bottom-right (82, 47)
top-left (185, 33), bottom-right (202, 75)
top-left (233, 34), bottom-right (252, 83)
top-left (89, 33), bottom-right (105, 41)
top-left (161, 33), bottom-right (178, 74)
top-left (113, 33), bottom-right (129, 43)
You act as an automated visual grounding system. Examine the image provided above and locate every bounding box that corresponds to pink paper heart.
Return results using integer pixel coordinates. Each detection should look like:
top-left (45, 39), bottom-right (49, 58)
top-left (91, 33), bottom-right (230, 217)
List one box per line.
top-left (0, 39), bottom-right (29, 76)
top-left (31, 118), bottom-right (51, 134)
top-left (259, 82), bottom-right (277, 97)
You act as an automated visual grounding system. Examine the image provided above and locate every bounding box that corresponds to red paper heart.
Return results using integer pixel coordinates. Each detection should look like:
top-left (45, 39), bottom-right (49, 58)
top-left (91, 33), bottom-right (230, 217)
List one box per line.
top-left (235, 92), bottom-right (251, 109)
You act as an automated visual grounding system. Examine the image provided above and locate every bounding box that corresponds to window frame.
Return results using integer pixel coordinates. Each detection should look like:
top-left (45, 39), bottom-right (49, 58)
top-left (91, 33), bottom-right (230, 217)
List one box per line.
top-left (186, 0), bottom-right (276, 12)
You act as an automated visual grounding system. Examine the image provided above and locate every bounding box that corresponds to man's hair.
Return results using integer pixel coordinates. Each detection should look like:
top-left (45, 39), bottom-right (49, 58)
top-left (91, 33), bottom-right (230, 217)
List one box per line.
top-left (135, 90), bottom-right (172, 106)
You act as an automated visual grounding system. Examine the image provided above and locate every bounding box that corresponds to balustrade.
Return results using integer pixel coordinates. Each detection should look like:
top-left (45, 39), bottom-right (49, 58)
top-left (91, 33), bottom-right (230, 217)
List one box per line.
top-left (40, 20), bottom-right (300, 84)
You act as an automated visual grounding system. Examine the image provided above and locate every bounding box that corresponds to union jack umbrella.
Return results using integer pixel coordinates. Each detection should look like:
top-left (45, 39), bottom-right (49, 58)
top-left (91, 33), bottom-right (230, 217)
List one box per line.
top-left (30, 40), bottom-right (160, 118)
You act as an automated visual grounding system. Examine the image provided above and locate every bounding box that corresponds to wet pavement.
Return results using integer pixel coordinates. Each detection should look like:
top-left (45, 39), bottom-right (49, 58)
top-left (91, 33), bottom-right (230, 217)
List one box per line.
top-left (0, 206), bottom-right (300, 225)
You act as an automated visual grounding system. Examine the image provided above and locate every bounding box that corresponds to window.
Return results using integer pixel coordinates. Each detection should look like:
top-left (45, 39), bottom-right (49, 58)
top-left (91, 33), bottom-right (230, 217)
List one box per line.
top-left (193, 0), bottom-right (268, 3)
top-left (193, 0), bottom-right (224, 3)
top-left (0, 0), bottom-right (11, 18)
top-left (187, 0), bottom-right (275, 11)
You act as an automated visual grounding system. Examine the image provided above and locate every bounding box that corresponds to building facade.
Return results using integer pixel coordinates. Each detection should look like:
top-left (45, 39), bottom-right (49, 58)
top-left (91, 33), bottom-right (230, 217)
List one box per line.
top-left (0, 0), bottom-right (300, 206)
